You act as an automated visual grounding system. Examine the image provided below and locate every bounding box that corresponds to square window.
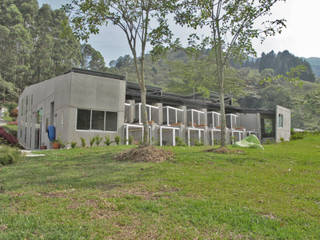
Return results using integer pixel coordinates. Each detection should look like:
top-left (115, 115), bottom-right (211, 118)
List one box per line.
top-left (77, 109), bottom-right (91, 130)
top-left (106, 112), bottom-right (117, 131)
top-left (92, 110), bottom-right (105, 130)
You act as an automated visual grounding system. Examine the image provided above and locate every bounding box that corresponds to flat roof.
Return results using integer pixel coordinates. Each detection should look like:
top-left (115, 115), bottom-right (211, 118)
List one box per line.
top-left (65, 68), bottom-right (126, 80)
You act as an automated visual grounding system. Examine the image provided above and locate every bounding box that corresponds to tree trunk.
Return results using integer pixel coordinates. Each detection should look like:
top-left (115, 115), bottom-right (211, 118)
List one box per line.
top-left (215, 43), bottom-right (227, 147)
top-left (141, 86), bottom-right (149, 145)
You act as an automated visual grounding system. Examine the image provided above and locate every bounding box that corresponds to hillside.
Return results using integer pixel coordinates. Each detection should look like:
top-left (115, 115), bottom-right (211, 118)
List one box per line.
top-left (306, 57), bottom-right (320, 77)
top-left (1, 135), bottom-right (320, 239)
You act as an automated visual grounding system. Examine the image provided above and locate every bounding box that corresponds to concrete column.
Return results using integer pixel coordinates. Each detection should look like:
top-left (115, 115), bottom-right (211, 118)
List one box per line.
top-left (127, 100), bottom-right (135, 123)
top-left (201, 108), bottom-right (209, 145)
top-left (179, 105), bottom-right (187, 144)
top-left (179, 106), bottom-right (187, 127)
top-left (154, 103), bottom-right (163, 125)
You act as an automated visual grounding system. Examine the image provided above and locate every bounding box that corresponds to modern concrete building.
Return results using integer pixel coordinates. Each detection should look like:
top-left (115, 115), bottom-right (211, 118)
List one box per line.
top-left (18, 68), bottom-right (291, 149)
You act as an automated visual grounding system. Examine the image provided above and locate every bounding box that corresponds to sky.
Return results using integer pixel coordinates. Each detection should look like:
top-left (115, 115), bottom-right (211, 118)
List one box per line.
top-left (38, 0), bottom-right (320, 64)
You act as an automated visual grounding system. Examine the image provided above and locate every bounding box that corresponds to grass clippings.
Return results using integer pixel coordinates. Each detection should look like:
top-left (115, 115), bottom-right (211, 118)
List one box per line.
top-left (114, 145), bottom-right (174, 162)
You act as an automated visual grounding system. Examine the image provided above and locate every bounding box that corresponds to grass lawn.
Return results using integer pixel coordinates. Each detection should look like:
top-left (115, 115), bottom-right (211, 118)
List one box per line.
top-left (1, 135), bottom-right (320, 239)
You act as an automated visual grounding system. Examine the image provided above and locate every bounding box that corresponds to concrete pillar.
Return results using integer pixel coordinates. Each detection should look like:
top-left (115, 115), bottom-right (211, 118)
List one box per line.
top-left (201, 108), bottom-right (209, 145)
top-left (154, 103), bottom-right (163, 125)
top-left (179, 105), bottom-right (187, 144)
top-left (127, 100), bottom-right (135, 123)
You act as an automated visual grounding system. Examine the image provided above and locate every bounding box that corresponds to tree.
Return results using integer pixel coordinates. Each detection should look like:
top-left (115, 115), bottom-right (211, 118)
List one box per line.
top-left (80, 44), bottom-right (107, 71)
top-left (65, 0), bottom-right (177, 144)
top-left (175, 0), bottom-right (286, 146)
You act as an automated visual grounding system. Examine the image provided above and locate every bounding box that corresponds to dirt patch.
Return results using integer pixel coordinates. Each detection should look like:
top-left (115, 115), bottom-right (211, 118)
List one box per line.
top-left (206, 147), bottom-right (244, 154)
top-left (0, 224), bottom-right (8, 231)
top-left (113, 146), bottom-right (174, 163)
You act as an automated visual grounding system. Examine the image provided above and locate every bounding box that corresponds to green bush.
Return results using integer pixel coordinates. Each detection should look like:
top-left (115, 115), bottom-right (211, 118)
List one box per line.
top-left (104, 136), bottom-right (111, 146)
top-left (194, 140), bottom-right (204, 146)
top-left (115, 136), bottom-right (121, 145)
top-left (175, 136), bottom-right (186, 146)
top-left (128, 136), bottom-right (134, 145)
top-left (95, 136), bottom-right (103, 146)
top-left (0, 146), bottom-right (21, 166)
top-left (71, 142), bottom-right (77, 149)
top-left (80, 137), bottom-right (86, 148)
top-left (89, 138), bottom-right (95, 147)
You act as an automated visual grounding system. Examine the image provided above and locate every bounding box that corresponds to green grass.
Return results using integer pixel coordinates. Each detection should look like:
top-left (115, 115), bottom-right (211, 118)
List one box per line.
top-left (1, 136), bottom-right (320, 239)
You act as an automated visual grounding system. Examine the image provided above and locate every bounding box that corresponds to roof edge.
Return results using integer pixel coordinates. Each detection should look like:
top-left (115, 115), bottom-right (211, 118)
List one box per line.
top-left (66, 68), bottom-right (126, 80)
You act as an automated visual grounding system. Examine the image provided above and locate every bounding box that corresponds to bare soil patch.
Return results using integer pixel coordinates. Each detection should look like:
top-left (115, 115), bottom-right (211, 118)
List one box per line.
top-left (206, 147), bottom-right (244, 154)
top-left (114, 146), bottom-right (174, 163)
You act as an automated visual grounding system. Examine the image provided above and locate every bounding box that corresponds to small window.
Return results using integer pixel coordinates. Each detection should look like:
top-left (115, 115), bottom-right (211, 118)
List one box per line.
top-left (278, 114), bottom-right (284, 128)
top-left (106, 112), bottom-right (117, 131)
top-left (92, 110), bottom-right (105, 130)
top-left (77, 109), bottom-right (91, 130)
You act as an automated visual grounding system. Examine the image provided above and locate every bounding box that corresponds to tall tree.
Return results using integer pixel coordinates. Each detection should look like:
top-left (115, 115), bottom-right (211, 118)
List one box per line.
top-left (65, 0), bottom-right (177, 144)
top-left (175, 0), bottom-right (286, 147)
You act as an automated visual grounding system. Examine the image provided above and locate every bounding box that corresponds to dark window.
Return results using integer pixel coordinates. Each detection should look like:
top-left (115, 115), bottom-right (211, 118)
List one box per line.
top-left (278, 114), bottom-right (284, 128)
top-left (77, 109), bottom-right (91, 130)
top-left (92, 110), bottom-right (105, 130)
top-left (106, 112), bottom-right (117, 131)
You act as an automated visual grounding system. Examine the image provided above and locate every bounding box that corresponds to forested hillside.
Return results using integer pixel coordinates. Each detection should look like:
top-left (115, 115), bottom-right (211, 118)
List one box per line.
top-left (0, 0), bottom-right (106, 102)
top-left (243, 50), bottom-right (316, 82)
top-left (306, 57), bottom-right (320, 78)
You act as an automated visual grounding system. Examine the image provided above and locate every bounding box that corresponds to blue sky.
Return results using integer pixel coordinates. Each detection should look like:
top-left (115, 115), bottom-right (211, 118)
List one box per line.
top-left (38, 0), bottom-right (320, 64)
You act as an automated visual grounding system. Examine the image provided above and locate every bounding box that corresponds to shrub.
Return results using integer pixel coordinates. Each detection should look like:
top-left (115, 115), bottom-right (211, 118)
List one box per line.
top-left (57, 138), bottom-right (65, 149)
top-left (71, 142), bottom-right (77, 149)
top-left (95, 136), bottom-right (103, 146)
top-left (280, 137), bottom-right (285, 142)
top-left (80, 137), bottom-right (86, 148)
top-left (0, 146), bottom-right (21, 166)
top-left (104, 136), bottom-right (111, 146)
top-left (90, 138), bottom-right (95, 147)
top-left (290, 131), bottom-right (306, 141)
top-left (128, 136), bottom-right (134, 145)
top-left (175, 136), bottom-right (186, 146)
top-left (115, 136), bottom-right (121, 145)
top-left (194, 140), bottom-right (204, 146)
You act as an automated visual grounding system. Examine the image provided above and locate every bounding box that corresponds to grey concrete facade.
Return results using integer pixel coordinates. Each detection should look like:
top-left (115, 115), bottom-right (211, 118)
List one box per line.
top-left (18, 70), bottom-right (126, 149)
top-left (18, 69), bottom-right (291, 149)
top-left (275, 105), bottom-right (291, 142)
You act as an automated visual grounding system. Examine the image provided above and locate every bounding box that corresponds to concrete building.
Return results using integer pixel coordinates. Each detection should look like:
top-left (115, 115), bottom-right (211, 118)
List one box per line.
top-left (18, 68), bottom-right (291, 149)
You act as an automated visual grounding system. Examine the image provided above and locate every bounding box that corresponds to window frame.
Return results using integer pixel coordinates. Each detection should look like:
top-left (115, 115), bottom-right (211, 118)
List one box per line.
top-left (278, 113), bottom-right (284, 128)
top-left (75, 108), bottom-right (118, 133)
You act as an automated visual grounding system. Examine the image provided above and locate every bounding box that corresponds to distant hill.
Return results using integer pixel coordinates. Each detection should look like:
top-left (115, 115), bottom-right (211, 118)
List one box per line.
top-left (306, 57), bottom-right (320, 77)
top-left (242, 50), bottom-right (316, 82)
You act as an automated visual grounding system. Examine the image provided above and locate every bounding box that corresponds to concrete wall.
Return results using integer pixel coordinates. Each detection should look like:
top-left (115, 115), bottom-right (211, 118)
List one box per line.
top-left (18, 71), bottom-right (126, 149)
top-left (65, 72), bottom-right (126, 146)
top-left (239, 113), bottom-right (261, 139)
top-left (18, 73), bottom-right (71, 149)
top-left (275, 105), bottom-right (291, 142)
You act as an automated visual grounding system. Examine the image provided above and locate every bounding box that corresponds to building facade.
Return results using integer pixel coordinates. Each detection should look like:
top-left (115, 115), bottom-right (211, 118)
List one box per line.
top-left (18, 68), bottom-right (291, 149)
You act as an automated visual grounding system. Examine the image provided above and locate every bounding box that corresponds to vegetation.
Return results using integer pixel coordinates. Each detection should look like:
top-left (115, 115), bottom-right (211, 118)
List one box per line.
top-left (80, 137), bottom-right (86, 148)
top-left (71, 142), bottom-right (77, 149)
top-left (104, 136), bottom-right (111, 146)
top-left (65, 0), bottom-right (177, 145)
top-left (243, 50), bottom-right (315, 82)
top-left (114, 136), bottom-right (121, 146)
top-left (0, 135), bottom-right (319, 238)
top-left (0, 0), bottom-right (107, 104)
top-left (0, 146), bottom-right (21, 166)
top-left (174, 0), bottom-right (286, 146)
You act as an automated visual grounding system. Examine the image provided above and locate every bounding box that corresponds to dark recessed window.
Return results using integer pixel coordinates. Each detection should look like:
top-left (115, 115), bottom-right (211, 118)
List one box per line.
top-left (77, 109), bottom-right (91, 130)
top-left (106, 112), bottom-right (117, 131)
top-left (92, 110), bottom-right (105, 130)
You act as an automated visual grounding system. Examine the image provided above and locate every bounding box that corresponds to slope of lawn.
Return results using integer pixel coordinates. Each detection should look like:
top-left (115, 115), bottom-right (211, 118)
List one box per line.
top-left (1, 135), bottom-right (320, 239)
